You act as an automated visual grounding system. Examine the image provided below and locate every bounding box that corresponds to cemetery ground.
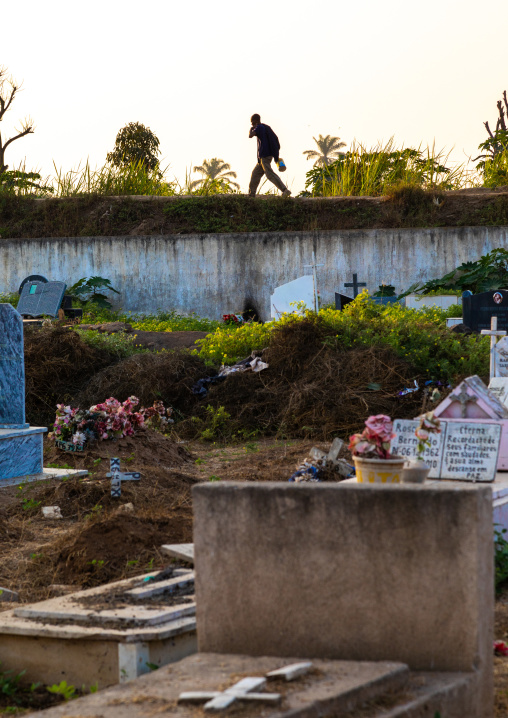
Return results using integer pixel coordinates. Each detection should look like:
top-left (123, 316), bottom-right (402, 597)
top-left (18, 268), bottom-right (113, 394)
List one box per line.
top-left (1, 303), bottom-right (508, 714)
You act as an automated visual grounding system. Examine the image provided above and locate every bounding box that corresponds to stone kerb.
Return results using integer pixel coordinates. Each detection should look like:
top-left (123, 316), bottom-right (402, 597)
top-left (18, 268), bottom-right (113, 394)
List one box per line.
top-left (193, 482), bottom-right (493, 715)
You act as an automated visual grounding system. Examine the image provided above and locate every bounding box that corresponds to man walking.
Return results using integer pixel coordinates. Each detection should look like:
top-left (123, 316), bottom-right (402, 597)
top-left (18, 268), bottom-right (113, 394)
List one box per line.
top-left (248, 114), bottom-right (291, 197)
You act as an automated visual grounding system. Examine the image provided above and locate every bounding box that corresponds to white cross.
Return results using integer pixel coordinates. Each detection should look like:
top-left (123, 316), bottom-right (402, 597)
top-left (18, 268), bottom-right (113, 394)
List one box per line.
top-left (178, 677), bottom-right (281, 712)
top-left (303, 251), bottom-right (324, 312)
top-left (481, 317), bottom-right (507, 381)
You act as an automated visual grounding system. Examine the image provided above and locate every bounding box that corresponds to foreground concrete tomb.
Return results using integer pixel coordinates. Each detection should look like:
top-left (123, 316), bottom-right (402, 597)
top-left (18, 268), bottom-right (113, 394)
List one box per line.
top-left (0, 568), bottom-right (197, 688)
top-left (193, 482), bottom-right (494, 717)
top-left (15, 652), bottom-right (480, 718)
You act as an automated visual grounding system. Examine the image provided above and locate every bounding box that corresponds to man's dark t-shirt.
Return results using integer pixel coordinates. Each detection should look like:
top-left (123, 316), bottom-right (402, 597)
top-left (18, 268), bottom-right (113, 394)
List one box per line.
top-left (249, 123), bottom-right (280, 162)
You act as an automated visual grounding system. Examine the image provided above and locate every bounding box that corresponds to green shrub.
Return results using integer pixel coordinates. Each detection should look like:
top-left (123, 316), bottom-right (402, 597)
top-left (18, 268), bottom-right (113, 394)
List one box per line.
top-left (75, 329), bottom-right (144, 358)
top-left (196, 293), bottom-right (488, 382)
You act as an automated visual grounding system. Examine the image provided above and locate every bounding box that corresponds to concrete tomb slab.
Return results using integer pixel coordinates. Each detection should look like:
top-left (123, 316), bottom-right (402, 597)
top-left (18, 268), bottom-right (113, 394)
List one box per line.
top-left (193, 482), bottom-right (493, 717)
top-left (0, 568), bottom-right (197, 687)
top-left (22, 652), bottom-right (480, 718)
top-left (161, 543), bottom-right (195, 564)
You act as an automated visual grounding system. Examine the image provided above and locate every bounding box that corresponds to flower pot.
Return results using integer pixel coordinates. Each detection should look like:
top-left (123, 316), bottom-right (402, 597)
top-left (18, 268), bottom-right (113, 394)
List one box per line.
top-left (353, 456), bottom-right (405, 484)
top-left (401, 460), bottom-right (430, 484)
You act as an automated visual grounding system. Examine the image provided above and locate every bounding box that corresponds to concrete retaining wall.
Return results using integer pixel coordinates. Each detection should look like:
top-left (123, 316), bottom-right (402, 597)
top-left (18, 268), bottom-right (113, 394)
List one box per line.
top-left (1, 226), bottom-right (508, 320)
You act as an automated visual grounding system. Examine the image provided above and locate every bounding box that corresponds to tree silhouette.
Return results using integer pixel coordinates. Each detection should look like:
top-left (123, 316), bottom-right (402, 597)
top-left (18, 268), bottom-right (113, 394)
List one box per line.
top-left (107, 122), bottom-right (161, 172)
top-left (303, 134), bottom-right (346, 167)
top-left (191, 158), bottom-right (239, 189)
top-left (0, 66), bottom-right (35, 173)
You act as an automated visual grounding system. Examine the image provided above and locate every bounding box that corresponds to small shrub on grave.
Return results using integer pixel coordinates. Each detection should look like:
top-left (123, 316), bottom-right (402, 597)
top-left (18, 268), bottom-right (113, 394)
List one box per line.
top-left (75, 328), bottom-right (142, 358)
top-left (67, 276), bottom-right (120, 310)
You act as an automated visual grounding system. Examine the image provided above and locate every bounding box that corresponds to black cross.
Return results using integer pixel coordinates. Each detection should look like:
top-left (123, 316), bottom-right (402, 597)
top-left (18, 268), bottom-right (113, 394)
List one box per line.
top-left (344, 274), bottom-right (366, 298)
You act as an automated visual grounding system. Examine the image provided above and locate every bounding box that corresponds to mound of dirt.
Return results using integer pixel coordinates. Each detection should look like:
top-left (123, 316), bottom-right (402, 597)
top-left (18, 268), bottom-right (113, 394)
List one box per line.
top-left (186, 318), bottom-right (425, 441)
top-left (74, 350), bottom-right (214, 415)
top-left (51, 510), bottom-right (192, 586)
top-left (25, 325), bottom-right (119, 427)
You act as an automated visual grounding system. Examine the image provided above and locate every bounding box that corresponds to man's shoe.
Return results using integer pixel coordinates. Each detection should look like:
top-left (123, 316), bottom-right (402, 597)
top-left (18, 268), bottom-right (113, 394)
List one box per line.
top-left (281, 189), bottom-right (292, 198)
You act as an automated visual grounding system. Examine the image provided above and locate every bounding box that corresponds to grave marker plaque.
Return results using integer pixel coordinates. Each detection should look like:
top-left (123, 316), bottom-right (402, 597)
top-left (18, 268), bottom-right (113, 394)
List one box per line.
top-left (17, 281), bottom-right (66, 318)
top-left (391, 419), bottom-right (443, 477)
top-left (494, 336), bottom-right (508, 377)
top-left (0, 304), bottom-right (28, 428)
top-left (489, 377), bottom-right (508, 407)
top-left (462, 290), bottom-right (508, 332)
top-left (439, 421), bottom-right (501, 482)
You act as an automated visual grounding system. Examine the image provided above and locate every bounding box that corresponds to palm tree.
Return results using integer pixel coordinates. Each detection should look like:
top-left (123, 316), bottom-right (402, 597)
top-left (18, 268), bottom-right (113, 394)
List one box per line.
top-left (303, 135), bottom-right (346, 167)
top-left (190, 158), bottom-right (240, 189)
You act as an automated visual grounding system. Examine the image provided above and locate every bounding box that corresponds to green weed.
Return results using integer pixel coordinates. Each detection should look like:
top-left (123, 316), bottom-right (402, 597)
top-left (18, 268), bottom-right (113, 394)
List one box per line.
top-left (46, 681), bottom-right (77, 701)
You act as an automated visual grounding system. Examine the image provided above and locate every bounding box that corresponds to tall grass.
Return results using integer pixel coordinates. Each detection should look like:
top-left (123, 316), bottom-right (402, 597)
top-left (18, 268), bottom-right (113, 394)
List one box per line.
top-left (52, 159), bottom-right (176, 197)
top-left (305, 139), bottom-right (481, 197)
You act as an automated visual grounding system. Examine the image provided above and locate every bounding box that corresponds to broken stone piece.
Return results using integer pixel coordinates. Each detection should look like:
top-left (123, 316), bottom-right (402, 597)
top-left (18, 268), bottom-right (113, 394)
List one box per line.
top-left (42, 506), bottom-right (63, 519)
top-left (266, 661), bottom-right (313, 681)
top-left (0, 587), bottom-right (19, 602)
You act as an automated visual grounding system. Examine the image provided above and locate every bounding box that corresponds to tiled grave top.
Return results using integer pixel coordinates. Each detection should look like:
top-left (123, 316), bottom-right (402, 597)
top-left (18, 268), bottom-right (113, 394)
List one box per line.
top-left (0, 304), bottom-right (28, 428)
top-left (0, 569), bottom-right (195, 642)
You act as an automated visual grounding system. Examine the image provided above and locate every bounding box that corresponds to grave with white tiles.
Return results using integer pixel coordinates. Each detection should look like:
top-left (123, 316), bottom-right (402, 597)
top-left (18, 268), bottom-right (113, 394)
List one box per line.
top-left (0, 566), bottom-right (197, 688)
top-left (0, 303), bottom-right (87, 487)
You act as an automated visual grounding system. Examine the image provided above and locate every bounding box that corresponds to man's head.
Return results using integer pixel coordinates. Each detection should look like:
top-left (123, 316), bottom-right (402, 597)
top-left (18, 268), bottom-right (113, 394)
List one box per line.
top-left (251, 113), bottom-right (261, 126)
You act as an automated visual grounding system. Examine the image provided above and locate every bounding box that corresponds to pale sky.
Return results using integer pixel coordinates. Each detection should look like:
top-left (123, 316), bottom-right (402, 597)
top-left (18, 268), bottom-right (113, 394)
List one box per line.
top-left (3, 0), bottom-right (508, 194)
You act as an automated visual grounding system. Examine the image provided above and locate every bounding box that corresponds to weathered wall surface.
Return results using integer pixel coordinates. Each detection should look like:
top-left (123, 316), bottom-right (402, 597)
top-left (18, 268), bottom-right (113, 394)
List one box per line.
top-left (1, 226), bottom-right (507, 319)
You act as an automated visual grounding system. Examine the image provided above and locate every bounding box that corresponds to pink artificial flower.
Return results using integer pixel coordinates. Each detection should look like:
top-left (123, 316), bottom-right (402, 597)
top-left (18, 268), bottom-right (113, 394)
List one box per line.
top-left (364, 415), bottom-right (395, 443)
top-left (415, 428), bottom-right (429, 441)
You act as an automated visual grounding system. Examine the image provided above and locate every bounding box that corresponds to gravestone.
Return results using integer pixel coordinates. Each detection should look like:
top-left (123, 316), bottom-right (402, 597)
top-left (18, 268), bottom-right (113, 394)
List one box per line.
top-left (433, 374), bottom-right (508, 473)
top-left (489, 377), bottom-right (508, 407)
top-left (270, 276), bottom-right (315, 319)
top-left (462, 289), bottom-right (508, 332)
top-left (334, 293), bottom-right (353, 311)
top-left (391, 419), bottom-right (444, 477)
top-left (17, 281), bottom-right (66, 318)
top-left (494, 335), bottom-right (508, 377)
top-left (392, 417), bottom-right (501, 482)
top-left (0, 303), bottom-right (86, 486)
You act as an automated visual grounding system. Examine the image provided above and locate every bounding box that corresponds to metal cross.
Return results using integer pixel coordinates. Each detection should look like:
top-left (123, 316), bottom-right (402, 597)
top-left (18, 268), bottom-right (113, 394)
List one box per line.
top-left (303, 250), bottom-right (324, 312)
top-left (451, 386), bottom-right (478, 418)
top-left (106, 457), bottom-right (141, 497)
top-left (178, 677), bottom-right (281, 712)
top-left (480, 316), bottom-right (507, 381)
top-left (344, 273), bottom-right (367, 298)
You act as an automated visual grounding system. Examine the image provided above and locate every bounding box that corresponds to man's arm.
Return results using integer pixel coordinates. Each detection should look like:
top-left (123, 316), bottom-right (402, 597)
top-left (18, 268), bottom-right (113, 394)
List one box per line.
top-left (249, 124), bottom-right (259, 138)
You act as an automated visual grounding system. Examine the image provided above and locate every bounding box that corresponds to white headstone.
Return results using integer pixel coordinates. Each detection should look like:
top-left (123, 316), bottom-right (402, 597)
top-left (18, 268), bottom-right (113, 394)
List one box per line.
top-left (494, 335), bottom-right (508, 377)
top-left (392, 418), bottom-right (502, 482)
top-left (391, 419), bottom-right (443, 477)
top-left (488, 377), bottom-right (508, 407)
top-left (440, 421), bottom-right (501, 482)
top-left (270, 276), bottom-right (315, 319)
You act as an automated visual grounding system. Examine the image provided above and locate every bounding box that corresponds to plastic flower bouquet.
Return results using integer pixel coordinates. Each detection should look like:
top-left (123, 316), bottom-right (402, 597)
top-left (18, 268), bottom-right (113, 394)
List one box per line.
top-left (348, 414), bottom-right (397, 459)
top-left (414, 411), bottom-right (441, 461)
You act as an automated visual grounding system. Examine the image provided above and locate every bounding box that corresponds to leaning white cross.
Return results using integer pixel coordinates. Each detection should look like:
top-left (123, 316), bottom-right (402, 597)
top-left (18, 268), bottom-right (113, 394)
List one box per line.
top-left (106, 457), bottom-right (141, 497)
top-left (178, 662), bottom-right (312, 712)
